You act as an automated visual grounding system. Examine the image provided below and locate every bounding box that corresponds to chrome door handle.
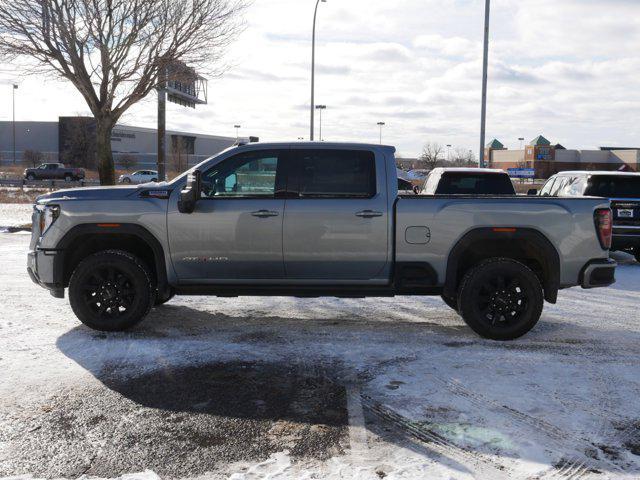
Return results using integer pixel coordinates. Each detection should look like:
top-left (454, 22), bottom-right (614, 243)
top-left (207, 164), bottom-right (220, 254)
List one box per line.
top-left (355, 210), bottom-right (383, 218)
top-left (251, 210), bottom-right (279, 218)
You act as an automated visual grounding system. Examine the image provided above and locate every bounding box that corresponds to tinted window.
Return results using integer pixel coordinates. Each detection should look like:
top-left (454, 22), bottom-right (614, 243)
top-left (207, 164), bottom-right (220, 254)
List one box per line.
top-left (585, 175), bottom-right (640, 198)
top-left (295, 149), bottom-right (376, 197)
top-left (435, 173), bottom-right (515, 195)
top-left (201, 150), bottom-right (283, 198)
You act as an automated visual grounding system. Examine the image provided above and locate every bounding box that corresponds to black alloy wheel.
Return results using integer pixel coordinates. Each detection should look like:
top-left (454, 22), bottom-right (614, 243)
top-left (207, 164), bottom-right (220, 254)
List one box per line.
top-left (69, 250), bottom-right (154, 331)
top-left (458, 258), bottom-right (544, 340)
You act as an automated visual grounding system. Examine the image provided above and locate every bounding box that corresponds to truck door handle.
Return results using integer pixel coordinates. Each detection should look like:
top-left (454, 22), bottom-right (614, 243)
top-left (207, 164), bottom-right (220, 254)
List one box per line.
top-left (355, 210), bottom-right (383, 218)
top-left (251, 210), bottom-right (279, 218)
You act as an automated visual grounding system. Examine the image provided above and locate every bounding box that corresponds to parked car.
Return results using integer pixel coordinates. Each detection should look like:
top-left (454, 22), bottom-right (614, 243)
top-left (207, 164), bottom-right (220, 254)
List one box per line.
top-left (407, 169), bottom-right (429, 180)
top-left (24, 163), bottom-right (85, 182)
top-left (118, 170), bottom-right (158, 184)
top-left (532, 171), bottom-right (640, 262)
top-left (28, 142), bottom-right (615, 341)
top-left (421, 168), bottom-right (516, 195)
top-left (397, 168), bottom-right (419, 194)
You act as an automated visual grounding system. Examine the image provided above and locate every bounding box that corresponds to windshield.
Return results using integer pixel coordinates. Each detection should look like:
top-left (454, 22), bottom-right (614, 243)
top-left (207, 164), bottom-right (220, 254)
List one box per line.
top-left (585, 175), bottom-right (640, 198)
top-left (435, 173), bottom-right (515, 195)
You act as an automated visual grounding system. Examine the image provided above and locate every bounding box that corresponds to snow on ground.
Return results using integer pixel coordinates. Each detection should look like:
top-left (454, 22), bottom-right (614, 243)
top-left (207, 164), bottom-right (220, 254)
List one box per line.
top-left (0, 232), bottom-right (639, 479)
top-left (0, 203), bottom-right (33, 229)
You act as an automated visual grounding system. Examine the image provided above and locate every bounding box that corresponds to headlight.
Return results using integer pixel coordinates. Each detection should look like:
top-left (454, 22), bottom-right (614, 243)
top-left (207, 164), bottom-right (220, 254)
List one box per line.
top-left (35, 205), bottom-right (60, 235)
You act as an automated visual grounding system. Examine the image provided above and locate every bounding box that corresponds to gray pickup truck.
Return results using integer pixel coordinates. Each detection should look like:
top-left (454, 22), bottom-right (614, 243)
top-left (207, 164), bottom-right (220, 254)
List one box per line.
top-left (27, 142), bottom-right (616, 340)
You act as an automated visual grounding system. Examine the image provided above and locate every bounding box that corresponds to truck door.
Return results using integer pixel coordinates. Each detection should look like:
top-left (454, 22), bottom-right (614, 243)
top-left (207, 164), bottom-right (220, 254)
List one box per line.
top-left (283, 148), bottom-right (389, 280)
top-left (167, 149), bottom-right (288, 281)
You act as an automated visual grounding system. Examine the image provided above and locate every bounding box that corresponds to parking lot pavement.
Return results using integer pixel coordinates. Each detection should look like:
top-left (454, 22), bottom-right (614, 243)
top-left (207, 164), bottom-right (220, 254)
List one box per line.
top-left (1, 231), bottom-right (639, 479)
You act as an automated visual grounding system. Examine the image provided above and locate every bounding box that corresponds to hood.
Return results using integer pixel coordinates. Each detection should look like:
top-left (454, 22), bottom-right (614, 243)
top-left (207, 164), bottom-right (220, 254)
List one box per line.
top-left (36, 185), bottom-right (142, 204)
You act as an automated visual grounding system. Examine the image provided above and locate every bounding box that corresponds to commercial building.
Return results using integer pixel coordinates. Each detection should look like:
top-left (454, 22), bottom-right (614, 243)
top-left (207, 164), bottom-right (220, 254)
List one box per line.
top-left (0, 117), bottom-right (256, 170)
top-left (485, 135), bottom-right (639, 178)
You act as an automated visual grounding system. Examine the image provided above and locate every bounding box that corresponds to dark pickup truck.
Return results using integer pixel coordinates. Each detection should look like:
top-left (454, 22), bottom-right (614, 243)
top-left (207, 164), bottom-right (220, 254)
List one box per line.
top-left (24, 163), bottom-right (85, 182)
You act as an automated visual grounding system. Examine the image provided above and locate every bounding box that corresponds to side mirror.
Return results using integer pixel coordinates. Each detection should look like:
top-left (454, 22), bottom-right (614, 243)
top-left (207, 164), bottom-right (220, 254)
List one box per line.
top-left (178, 170), bottom-right (202, 214)
top-left (527, 188), bottom-right (538, 196)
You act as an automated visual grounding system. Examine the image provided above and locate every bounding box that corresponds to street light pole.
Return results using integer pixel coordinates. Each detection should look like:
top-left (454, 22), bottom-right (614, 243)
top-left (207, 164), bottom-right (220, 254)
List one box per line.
top-left (518, 137), bottom-right (525, 150)
top-left (234, 124), bottom-right (241, 141)
top-left (12, 84), bottom-right (18, 164)
top-left (446, 144), bottom-right (452, 162)
top-left (377, 122), bottom-right (385, 144)
top-left (315, 105), bottom-right (326, 141)
top-left (479, 0), bottom-right (491, 168)
top-left (310, 0), bottom-right (326, 141)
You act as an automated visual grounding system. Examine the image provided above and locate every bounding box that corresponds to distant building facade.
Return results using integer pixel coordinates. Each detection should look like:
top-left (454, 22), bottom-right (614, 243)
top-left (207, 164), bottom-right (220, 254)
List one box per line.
top-left (0, 117), bottom-right (255, 170)
top-left (485, 135), bottom-right (639, 178)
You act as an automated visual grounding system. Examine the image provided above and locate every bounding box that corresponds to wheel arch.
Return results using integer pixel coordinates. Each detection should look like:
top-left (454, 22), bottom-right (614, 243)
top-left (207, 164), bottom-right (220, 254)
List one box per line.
top-left (56, 224), bottom-right (168, 296)
top-left (443, 227), bottom-right (560, 304)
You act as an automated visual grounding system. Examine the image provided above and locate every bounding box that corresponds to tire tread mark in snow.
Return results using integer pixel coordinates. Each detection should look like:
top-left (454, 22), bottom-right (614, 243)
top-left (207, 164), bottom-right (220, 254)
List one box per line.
top-left (360, 394), bottom-right (512, 480)
top-left (432, 375), bottom-right (623, 479)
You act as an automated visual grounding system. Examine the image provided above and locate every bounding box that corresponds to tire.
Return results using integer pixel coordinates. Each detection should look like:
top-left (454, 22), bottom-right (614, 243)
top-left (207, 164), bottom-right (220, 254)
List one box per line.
top-left (26, 173), bottom-right (35, 181)
top-left (154, 288), bottom-right (175, 306)
top-left (441, 294), bottom-right (459, 312)
top-left (64, 174), bottom-right (72, 182)
top-left (458, 258), bottom-right (544, 341)
top-left (151, 178), bottom-right (158, 182)
top-left (122, 177), bottom-right (131, 184)
top-left (69, 250), bottom-right (155, 331)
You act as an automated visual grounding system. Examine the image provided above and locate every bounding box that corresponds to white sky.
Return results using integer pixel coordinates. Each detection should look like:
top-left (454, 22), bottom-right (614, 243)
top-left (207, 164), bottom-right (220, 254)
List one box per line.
top-left (1, 0), bottom-right (640, 157)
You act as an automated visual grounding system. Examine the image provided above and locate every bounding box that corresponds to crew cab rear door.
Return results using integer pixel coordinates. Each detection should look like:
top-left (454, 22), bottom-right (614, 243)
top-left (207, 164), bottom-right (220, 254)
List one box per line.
top-left (283, 147), bottom-right (389, 280)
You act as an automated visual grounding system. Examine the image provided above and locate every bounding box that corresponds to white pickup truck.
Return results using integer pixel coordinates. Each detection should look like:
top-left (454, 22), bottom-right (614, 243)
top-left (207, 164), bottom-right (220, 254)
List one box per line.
top-left (28, 142), bottom-right (616, 340)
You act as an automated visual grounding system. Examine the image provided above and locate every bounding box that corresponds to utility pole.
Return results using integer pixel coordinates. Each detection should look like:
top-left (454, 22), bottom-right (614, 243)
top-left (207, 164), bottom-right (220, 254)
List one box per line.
top-left (12, 84), bottom-right (18, 164)
top-left (316, 105), bottom-right (327, 141)
top-left (479, 0), bottom-right (491, 168)
top-left (377, 122), bottom-right (385, 144)
top-left (157, 69), bottom-right (166, 182)
top-left (310, 0), bottom-right (326, 141)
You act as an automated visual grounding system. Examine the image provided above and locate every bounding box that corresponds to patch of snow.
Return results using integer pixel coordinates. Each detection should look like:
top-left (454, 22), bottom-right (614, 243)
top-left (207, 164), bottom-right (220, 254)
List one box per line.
top-left (0, 203), bottom-right (32, 228)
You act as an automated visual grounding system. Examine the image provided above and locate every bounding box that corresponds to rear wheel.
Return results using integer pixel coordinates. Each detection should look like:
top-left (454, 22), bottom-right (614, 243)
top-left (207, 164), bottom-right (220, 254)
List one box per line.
top-left (64, 174), bottom-right (72, 182)
top-left (458, 258), bottom-right (543, 341)
top-left (69, 250), bottom-right (155, 331)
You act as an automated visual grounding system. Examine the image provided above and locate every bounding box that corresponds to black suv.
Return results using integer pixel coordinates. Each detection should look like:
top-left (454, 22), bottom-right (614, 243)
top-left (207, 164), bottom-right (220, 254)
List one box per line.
top-left (534, 171), bottom-right (640, 262)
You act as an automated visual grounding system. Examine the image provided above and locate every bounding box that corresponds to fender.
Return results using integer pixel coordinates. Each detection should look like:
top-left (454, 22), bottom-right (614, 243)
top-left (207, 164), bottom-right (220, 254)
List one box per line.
top-left (54, 223), bottom-right (168, 294)
top-left (443, 227), bottom-right (561, 303)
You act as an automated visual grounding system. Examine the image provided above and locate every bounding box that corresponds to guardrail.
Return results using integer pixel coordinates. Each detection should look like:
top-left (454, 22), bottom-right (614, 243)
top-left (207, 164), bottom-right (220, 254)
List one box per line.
top-left (0, 178), bottom-right (100, 188)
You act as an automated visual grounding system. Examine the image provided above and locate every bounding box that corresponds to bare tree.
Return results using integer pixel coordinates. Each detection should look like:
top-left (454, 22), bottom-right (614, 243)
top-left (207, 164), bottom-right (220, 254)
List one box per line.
top-left (419, 142), bottom-right (443, 171)
top-left (0, 0), bottom-right (246, 184)
top-left (23, 149), bottom-right (44, 168)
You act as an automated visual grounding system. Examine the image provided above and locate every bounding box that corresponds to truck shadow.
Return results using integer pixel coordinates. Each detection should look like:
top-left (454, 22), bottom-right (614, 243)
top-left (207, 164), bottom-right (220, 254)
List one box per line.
top-left (42, 303), bottom-right (640, 478)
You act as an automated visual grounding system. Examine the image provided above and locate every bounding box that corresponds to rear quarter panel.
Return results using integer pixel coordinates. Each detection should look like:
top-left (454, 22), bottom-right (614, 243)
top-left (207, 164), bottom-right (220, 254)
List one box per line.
top-left (396, 196), bottom-right (610, 287)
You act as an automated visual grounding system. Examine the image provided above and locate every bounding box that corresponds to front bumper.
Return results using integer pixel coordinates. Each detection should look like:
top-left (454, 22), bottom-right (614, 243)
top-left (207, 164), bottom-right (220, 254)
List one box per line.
top-left (27, 249), bottom-right (65, 298)
top-left (580, 258), bottom-right (617, 289)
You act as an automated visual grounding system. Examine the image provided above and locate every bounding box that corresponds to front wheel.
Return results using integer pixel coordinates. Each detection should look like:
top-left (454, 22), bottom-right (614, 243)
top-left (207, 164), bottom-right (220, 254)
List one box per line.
top-left (69, 250), bottom-right (155, 331)
top-left (122, 177), bottom-right (131, 184)
top-left (26, 173), bottom-right (36, 181)
top-left (64, 174), bottom-right (72, 182)
top-left (458, 258), bottom-right (543, 341)
top-left (441, 294), bottom-right (459, 312)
